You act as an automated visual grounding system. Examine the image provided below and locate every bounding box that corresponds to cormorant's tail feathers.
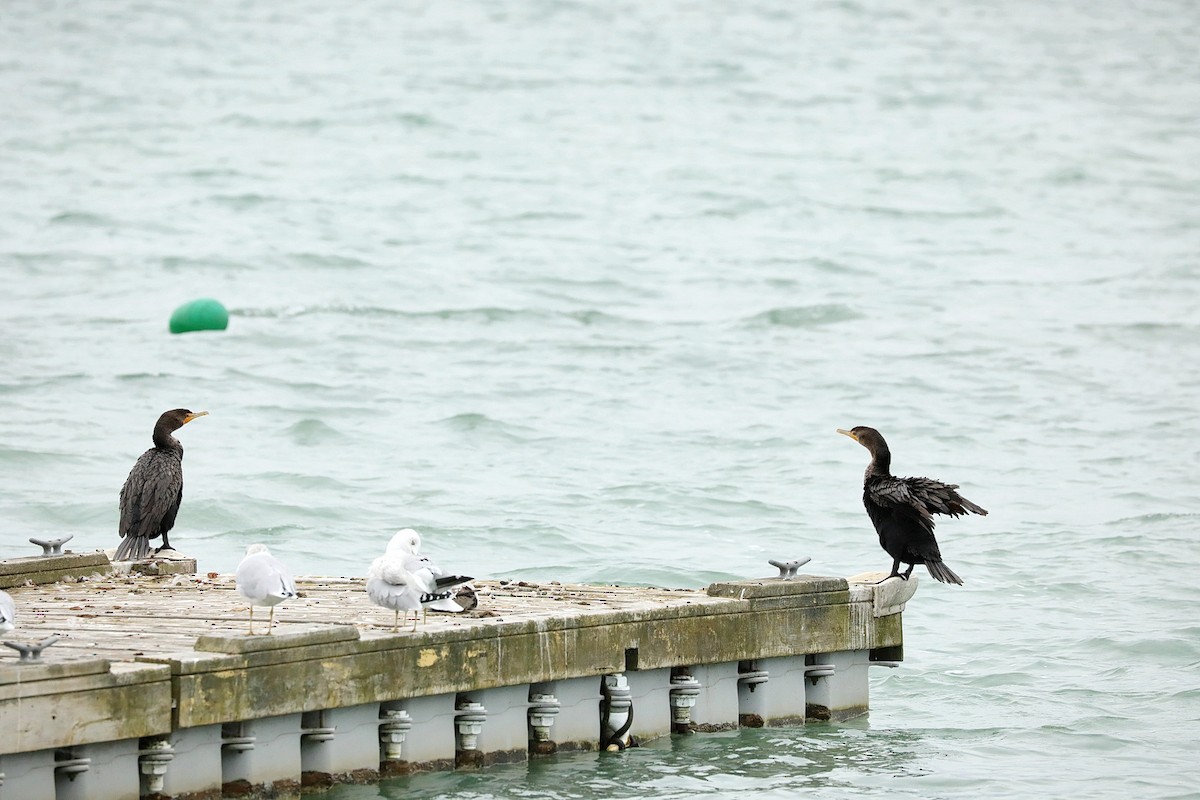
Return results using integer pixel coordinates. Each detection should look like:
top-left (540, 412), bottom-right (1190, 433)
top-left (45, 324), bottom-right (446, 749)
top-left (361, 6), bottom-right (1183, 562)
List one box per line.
top-left (114, 534), bottom-right (150, 562)
top-left (926, 560), bottom-right (963, 585)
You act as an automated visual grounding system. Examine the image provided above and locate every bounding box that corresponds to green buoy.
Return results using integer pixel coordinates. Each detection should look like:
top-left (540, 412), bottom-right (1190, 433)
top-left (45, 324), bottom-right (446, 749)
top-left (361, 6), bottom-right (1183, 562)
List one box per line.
top-left (169, 298), bottom-right (229, 334)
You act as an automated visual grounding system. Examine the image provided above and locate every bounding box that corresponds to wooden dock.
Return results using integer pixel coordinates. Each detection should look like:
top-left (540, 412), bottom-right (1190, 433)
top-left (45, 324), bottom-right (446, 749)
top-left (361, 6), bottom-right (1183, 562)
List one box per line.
top-left (0, 552), bottom-right (917, 800)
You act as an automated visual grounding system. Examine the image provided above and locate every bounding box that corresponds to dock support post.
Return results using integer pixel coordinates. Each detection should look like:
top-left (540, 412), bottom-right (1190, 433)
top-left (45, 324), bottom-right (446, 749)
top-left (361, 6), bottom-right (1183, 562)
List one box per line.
top-left (745, 655), bottom-right (808, 726)
top-left (52, 740), bottom-right (140, 800)
top-left (805, 651), bottom-right (871, 721)
top-left (395, 693), bottom-right (457, 772)
top-left (600, 674), bottom-right (633, 749)
top-left (469, 685), bottom-right (530, 766)
top-left (300, 703), bottom-right (381, 788)
top-left (668, 671), bottom-right (702, 734)
top-left (618, 668), bottom-right (672, 745)
top-left (686, 662), bottom-right (741, 732)
top-left (137, 736), bottom-right (174, 795)
top-left (156, 724), bottom-right (224, 800)
top-left (220, 713), bottom-right (302, 796)
top-left (379, 704), bottom-right (413, 775)
top-left (528, 689), bottom-right (561, 755)
top-left (535, 677), bottom-right (602, 753)
top-left (454, 698), bottom-right (488, 769)
top-left (0, 749), bottom-right (57, 800)
top-left (736, 660), bottom-right (771, 727)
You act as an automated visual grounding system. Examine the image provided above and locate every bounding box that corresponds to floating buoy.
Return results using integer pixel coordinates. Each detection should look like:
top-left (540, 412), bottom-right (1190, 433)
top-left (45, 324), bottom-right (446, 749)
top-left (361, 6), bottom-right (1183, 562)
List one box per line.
top-left (169, 298), bottom-right (229, 334)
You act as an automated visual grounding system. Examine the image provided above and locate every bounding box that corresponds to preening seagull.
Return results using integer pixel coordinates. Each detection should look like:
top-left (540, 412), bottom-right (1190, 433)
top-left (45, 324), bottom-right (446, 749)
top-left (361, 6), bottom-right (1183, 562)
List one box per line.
top-left (235, 544), bottom-right (297, 635)
top-left (396, 529), bottom-right (475, 613)
top-left (367, 529), bottom-right (472, 631)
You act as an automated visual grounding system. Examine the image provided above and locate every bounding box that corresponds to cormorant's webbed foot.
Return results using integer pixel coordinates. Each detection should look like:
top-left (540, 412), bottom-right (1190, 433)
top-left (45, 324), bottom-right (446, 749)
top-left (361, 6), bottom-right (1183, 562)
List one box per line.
top-left (876, 572), bottom-right (907, 584)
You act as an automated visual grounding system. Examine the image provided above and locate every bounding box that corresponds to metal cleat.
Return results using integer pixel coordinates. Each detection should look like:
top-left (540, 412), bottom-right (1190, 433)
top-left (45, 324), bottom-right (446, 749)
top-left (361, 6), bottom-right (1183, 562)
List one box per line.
top-left (768, 557), bottom-right (812, 579)
top-left (3, 635), bottom-right (61, 663)
top-left (29, 535), bottom-right (74, 556)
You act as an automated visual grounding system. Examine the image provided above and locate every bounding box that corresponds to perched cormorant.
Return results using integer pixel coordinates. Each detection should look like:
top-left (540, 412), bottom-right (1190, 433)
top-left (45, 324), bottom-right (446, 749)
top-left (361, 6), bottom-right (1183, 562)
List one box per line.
top-left (115, 409), bottom-right (208, 561)
top-left (837, 426), bottom-right (986, 584)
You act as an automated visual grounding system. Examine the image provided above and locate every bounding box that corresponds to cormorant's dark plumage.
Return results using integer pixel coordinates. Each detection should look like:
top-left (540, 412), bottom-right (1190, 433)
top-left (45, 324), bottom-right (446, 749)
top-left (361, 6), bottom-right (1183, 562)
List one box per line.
top-left (115, 409), bottom-right (208, 561)
top-left (837, 426), bottom-right (986, 585)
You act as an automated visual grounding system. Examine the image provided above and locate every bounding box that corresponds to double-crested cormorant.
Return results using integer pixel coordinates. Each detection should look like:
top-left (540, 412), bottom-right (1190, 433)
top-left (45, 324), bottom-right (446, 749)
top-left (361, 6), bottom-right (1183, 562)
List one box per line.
top-left (115, 408), bottom-right (208, 561)
top-left (837, 426), bottom-right (986, 584)
top-left (235, 544), bottom-right (297, 635)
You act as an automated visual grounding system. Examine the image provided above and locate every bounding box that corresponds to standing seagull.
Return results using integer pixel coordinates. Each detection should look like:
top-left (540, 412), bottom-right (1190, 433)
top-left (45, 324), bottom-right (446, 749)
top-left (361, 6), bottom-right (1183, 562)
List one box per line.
top-left (235, 544), bottom-right (297, 635)
top-left (837, 426), bottom-right (987, 584)
top-left (0, 590), bottom-right (14, 634)
top-left (366, 530), bottom-right (472, 631)
top-left (116, 408), bottom-right (208, 561)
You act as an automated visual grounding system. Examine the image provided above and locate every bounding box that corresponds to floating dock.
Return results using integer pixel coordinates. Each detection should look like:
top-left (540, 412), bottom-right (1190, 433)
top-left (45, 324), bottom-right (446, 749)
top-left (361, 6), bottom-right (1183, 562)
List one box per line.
top-left (0, 552), bottom-right (916, 800)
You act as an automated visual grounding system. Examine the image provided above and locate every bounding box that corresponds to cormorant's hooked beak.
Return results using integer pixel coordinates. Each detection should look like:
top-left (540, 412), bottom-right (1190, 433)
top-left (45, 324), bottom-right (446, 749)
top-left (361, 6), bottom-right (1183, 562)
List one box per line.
top-left (836, 428), bottom-right (858, 442)
top-left (183, 411), bottom-right (209, 424)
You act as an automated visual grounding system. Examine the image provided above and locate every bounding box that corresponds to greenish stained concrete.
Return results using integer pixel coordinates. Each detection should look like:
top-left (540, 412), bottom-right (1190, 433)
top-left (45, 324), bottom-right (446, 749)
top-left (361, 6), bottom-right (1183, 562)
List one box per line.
top-left (166, 587), bottom-right (903, 728)
top-left (0, 551), bottom-right (112, 589)
top-left (195, 624), bottom-right (360, 655)
top-left (0, 658), bottom-right (112, 689)
top-left (0, 661), bottom-right (171, 754)
top-left (706, 576), bottom-right (848, 599)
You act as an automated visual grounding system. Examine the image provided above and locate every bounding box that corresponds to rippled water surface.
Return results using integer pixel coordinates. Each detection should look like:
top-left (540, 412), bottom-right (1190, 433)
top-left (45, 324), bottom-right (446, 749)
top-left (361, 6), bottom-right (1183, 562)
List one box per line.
top-left (2, 0), bottom-right (1199, 797)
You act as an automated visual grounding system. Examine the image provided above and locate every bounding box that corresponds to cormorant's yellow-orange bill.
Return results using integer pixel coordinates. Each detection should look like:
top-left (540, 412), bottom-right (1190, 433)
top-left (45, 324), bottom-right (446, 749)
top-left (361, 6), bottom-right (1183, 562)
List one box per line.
top-left (836, 428), bottom-right (857, 441)
top-left (183, 411), bottom-right (209, 424)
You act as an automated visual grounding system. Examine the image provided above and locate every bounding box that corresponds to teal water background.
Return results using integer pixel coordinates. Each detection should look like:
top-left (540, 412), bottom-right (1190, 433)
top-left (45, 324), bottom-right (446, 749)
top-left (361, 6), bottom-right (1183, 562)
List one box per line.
top-left (2, 0), bottom-right (1199, 796)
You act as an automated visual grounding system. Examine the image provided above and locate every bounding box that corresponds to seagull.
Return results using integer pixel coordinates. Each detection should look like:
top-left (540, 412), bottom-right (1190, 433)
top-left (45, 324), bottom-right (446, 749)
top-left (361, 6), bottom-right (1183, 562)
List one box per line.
top-left (396, 529), bottom-right (475, 614)
top-left (235, 544), bottom-right (297, 635)
top-left (0, 590), bottom-right (15, 634)
top-left (367, 530), bottom-right (472, 631)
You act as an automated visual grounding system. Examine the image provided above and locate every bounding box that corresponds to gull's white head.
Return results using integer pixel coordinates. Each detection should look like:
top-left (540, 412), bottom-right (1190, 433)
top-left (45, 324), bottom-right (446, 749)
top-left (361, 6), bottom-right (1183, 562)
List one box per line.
top-left (386, 528), bottom-right (422, 555)
top-left (246, 543), bottom-right (270, 556)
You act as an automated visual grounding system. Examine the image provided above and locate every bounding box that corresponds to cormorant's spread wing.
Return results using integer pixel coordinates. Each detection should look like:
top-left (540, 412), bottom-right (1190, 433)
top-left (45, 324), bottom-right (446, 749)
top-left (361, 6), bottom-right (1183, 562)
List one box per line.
top-left (869, 475), bottom-right (987, 520)
top-left (903, 476), bottom-right (988, 517)
top-left (867, 476), bottom-right (933, 521)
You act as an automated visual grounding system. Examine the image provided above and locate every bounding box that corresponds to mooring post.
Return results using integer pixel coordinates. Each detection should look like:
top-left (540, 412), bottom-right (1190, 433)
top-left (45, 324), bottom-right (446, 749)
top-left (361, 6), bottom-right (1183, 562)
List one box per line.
top-left (379, 705), bottom-right (414, 768)
top-left (668, 671), bottom-right (702, 734)
top-left (528, 690), bottom-right (561, 754)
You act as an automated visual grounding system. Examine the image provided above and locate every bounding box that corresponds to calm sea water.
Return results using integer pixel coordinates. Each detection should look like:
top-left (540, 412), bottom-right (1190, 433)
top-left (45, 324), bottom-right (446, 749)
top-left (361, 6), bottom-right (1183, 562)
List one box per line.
top-left (3, 0), bottom-right (1199, 797)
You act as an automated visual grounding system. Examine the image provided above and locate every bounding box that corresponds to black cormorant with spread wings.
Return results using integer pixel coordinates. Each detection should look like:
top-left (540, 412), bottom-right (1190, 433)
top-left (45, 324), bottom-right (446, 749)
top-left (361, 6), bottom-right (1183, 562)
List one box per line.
top-left (115, 409), bottom-right (208, 561)
top-left (837, 426), bottom-right (986, 584)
